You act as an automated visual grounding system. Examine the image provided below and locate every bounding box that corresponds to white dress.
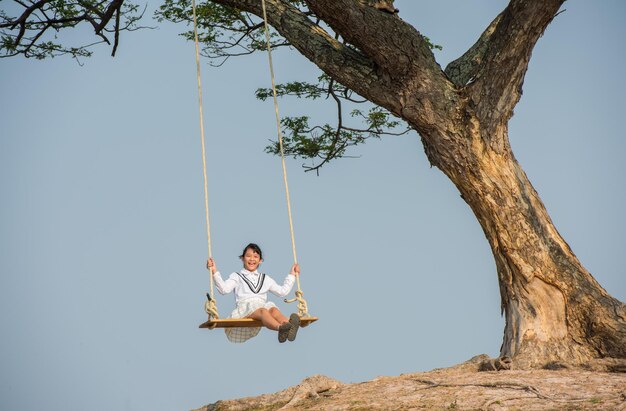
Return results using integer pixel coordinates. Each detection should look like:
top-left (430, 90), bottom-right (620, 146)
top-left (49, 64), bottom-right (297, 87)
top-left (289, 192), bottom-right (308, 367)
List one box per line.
top-left (213, 269), bottom-right (295, 342)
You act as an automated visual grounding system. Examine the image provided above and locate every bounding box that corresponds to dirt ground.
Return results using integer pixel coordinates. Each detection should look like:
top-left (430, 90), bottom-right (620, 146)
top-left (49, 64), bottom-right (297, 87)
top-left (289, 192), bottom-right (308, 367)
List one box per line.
top-left (194, 356), bottom-right (626, 410)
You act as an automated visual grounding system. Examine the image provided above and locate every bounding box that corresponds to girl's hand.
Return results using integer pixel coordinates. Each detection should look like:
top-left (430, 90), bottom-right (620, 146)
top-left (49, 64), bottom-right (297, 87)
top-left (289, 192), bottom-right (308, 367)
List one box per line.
top-left (290, 263), bottom-right (300, 277)
top-left (206, 258), bottom-right (217, 274)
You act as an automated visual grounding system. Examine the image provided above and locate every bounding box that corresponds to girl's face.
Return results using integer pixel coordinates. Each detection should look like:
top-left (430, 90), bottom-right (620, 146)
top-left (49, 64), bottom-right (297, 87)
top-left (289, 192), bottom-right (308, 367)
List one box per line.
top-left (241, 248), bottom-right (262, 272)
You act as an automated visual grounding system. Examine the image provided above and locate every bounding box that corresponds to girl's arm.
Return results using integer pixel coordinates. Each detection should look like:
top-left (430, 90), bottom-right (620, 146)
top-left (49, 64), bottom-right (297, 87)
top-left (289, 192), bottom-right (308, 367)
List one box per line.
top-left (207, 258), bottom-right (236, 294)
top-left (268, 264), bottom-right (300, 297)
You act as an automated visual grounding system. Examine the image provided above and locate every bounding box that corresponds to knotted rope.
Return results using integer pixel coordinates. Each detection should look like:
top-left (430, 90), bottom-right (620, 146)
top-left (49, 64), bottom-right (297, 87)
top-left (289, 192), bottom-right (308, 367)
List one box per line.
top-left (285, 290), bottom-right (309, 318)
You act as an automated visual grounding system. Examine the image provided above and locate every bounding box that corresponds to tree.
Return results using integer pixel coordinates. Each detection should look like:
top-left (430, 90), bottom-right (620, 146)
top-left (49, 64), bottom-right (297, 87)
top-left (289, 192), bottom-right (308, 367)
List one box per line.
top-left (3, 0), bottom-right (624, 369)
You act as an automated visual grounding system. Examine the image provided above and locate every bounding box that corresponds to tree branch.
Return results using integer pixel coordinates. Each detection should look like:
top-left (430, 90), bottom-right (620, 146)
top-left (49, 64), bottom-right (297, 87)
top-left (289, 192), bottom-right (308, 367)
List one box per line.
top-left (112, 2), bottom-right (121, 56)
top-left (468, 0), bottom-right (566, 134)
top-left (444, 12), bottom-right (503, 87)
top-left (4, 0), bottom-right (49, 29)
top-left (303, 0), bottom-right (439, 80)
top-left (209, 0), bottom-right (390, 110)
top-left (90, 0), bottom-right (124, 33)
top-left (209, 0), bottom-right (456, 137)
top-left (302, 0), bottom-right (462, 138)
top-left (1, 0), bottom-right (145, 59)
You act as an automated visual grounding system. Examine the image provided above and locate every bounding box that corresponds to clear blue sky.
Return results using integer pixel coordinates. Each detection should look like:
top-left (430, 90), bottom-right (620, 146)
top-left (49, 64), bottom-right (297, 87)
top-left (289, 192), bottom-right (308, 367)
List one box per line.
top-left (1, 1), bottom-right (624, 410)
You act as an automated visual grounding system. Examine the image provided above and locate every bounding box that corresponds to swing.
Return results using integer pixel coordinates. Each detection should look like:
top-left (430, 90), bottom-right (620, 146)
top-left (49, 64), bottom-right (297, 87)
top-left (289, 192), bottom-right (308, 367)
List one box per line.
top-left (191, 0), bottom-right (318, 331)
top-left (200, 294), bottom-right (318, 329)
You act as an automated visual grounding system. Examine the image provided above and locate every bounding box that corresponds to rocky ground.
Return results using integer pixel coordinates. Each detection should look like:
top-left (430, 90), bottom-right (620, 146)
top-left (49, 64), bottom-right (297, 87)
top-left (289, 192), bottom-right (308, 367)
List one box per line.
top-left (193, 355), bottom-right (626, 410)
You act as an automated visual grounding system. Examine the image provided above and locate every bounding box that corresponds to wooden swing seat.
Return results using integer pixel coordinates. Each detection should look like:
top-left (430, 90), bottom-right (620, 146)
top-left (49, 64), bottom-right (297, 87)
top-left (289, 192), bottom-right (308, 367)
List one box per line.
top-left (199, 316), bottom-right (318, 329)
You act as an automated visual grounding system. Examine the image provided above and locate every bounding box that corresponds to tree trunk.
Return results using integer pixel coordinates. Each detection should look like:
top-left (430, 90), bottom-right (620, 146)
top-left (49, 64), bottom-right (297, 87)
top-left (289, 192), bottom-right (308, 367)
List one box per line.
top-left (412, 109), bottom-right (626, 368)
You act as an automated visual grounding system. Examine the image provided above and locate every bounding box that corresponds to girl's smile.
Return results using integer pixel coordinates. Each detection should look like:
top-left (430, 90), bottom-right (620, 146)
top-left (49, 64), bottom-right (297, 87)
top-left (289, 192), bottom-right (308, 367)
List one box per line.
top-left (241, 249), bottom-right (262, 271)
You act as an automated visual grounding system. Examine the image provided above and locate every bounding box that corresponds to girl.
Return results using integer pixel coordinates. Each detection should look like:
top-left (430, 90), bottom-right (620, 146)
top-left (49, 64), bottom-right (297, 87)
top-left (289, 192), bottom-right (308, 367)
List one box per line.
top-left (206, 243), bottom-right (301, 343)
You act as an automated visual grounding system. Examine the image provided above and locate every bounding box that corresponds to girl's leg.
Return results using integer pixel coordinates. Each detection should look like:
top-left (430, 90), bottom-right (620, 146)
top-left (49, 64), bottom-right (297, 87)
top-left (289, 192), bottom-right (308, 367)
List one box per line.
top-left (269, 307), bottom-right (288, 325)
top-left (247, 308), bottom-right (282, 330)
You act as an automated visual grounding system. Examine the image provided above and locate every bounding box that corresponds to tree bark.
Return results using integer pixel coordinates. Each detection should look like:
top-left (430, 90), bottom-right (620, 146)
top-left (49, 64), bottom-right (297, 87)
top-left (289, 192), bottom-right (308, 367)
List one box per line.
top-left (210, 0), bottom-right (626, 368)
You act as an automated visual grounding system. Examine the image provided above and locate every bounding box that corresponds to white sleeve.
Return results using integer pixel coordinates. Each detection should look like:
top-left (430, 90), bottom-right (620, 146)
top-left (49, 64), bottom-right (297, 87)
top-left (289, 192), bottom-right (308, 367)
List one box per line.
top-left (213, 271), bottom-right (237, 294)
top-left (268, 274), bottom-right (296, 297)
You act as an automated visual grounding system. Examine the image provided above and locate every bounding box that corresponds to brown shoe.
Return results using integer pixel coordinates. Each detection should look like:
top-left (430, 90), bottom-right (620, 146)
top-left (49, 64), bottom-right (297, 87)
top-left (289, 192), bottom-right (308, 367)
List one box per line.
top-left (278, 323), bottom-right (291, 343)
top-left (287, 313), bottom-right (301, 342)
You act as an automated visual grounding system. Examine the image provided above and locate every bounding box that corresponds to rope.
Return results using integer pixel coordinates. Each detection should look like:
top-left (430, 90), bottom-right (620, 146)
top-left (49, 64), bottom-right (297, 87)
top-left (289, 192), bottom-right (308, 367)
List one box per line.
top-left (284, 290), bottom-right (309, 318)
top-left (204, 294), bottom-right (219, 329)
top-left (192, 0), bottom-right (219, 322)
top-left (260, 0), bottom-right (309, 318)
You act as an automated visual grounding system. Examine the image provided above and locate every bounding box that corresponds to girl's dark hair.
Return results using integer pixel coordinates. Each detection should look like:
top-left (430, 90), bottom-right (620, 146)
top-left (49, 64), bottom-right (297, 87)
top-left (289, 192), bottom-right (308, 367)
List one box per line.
top-left (240, 243), bottom-right (263, 259)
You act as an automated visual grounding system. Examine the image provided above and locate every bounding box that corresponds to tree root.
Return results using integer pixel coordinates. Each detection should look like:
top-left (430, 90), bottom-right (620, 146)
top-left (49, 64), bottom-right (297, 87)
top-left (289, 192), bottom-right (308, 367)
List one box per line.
top-left (413, 378), bottom-right (548, 398)
top-left (411, 377), bottom-right (620, 408)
